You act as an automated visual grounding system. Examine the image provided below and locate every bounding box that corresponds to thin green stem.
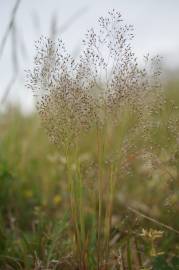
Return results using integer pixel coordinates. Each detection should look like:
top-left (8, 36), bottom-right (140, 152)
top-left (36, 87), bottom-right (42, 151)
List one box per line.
top-left (65, 146), bottom-right (82, 266)
top-left (75, 143), bottom-right (87, 268)
top-left (96, 125), bottom-right (104, 269)
top-left (104, 164), bottom-right (115, 262)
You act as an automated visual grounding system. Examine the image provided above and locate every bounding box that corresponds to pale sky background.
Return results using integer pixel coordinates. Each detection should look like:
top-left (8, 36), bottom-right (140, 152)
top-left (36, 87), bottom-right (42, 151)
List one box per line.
top-left (0, 0), bottom-right (179, 111)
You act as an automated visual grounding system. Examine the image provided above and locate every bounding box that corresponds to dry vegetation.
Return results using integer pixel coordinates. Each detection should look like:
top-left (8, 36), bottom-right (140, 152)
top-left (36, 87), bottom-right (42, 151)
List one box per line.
top-left (0, 9), bottom-right (179, 270)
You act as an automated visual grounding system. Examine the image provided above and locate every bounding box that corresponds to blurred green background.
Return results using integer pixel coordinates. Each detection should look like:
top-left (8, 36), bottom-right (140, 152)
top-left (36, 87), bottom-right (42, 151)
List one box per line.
top-left (0, 1), bottom-right (179, 269)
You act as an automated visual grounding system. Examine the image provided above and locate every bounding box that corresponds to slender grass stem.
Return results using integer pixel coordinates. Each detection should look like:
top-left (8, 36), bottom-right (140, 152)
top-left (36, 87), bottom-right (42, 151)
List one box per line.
top-left (104, 163), bottom-right (115, 263)
top-left (65, 146), bottom-right (82, 266)
top-left (97, 126), bottom-right (105, 269)
top-left (96, 125), bottom-right (103, 270)
top-left (75, 143), bottom-right (87, 268)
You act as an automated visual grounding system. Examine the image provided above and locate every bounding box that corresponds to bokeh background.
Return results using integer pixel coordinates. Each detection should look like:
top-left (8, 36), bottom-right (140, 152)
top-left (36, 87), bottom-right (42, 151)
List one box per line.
top-left (0, 0), bottom-right (179, 111)
top-left (0, 1), bottom-right (179, 268)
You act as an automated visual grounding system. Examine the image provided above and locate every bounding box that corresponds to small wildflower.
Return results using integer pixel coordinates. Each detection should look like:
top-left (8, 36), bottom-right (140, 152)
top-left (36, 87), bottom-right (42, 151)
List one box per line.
top-left (53, 194), bottom-right (62, 206)
top-left (23, 189), bottom-right (33, 198)
top-left (140, 228), bottom-right (164, 257)
top-left (140, 228), bottom-right (164, 241)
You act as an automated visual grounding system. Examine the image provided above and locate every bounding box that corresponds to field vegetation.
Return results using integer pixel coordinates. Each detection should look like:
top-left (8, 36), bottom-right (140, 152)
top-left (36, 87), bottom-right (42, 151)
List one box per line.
top-left (0, 9), bottom-right (179, 270)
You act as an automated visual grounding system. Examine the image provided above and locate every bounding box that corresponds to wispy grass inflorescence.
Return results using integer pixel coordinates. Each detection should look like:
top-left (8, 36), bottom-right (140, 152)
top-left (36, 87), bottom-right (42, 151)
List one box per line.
top-left (26, 10), bottom-right (161, 146)
top-left (26, 10), bottom-right (162, 270)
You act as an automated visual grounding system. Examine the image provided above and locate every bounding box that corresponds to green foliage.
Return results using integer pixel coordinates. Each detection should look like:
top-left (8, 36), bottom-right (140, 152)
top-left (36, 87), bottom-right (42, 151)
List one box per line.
top-left (152, 255), bottom-right (179, 270)
top-left (0, 80), bottom-right (179, 268)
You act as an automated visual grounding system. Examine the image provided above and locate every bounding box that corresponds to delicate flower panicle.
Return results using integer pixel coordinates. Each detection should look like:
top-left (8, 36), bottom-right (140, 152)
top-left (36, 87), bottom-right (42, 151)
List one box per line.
top-left (26, 10), bottom-right (162, 145)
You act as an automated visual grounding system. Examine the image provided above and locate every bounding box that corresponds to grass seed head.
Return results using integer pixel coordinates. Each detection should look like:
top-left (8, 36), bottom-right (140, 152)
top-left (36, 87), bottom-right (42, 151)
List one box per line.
top-left (26, 10), bottom-right (162, 146)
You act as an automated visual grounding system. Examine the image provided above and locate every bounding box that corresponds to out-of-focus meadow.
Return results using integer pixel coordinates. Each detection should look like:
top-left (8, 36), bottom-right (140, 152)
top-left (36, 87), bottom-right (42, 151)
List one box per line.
top-left (0, 1), bottom-right (179, 269)
top-left (0, 78), bottom-right (179, 269)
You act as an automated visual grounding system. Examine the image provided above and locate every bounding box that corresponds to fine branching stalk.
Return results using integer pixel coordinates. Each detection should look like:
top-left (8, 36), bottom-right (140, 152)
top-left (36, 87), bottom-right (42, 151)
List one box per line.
top-left (26, 9), bottom-right (162, 269)
top-left (104, 163), bottom-right (115, 263)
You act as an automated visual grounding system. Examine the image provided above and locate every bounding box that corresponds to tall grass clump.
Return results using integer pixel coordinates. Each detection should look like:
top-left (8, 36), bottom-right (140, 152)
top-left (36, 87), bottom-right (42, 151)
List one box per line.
top-left (26, 10), bottom-right (162, 269)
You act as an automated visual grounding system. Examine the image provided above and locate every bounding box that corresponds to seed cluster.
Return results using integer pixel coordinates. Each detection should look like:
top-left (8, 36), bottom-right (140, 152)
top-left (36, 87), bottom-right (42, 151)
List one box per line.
top-left (26, 10), bottom-right (162, 145)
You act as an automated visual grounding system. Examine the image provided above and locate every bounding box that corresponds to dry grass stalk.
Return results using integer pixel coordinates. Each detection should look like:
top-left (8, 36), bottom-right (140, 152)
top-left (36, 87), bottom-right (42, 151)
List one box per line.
top-left (26, 10), bottom-right (162, 269)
